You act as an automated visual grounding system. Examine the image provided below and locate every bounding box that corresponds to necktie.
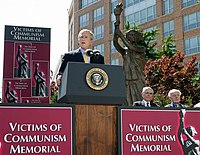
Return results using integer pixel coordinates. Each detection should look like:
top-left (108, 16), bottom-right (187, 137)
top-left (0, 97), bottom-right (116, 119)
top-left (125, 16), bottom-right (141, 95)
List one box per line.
top-left (147, 102), bottom-right (151, 107)
top-left (83, 54), bottom-right (89, 63)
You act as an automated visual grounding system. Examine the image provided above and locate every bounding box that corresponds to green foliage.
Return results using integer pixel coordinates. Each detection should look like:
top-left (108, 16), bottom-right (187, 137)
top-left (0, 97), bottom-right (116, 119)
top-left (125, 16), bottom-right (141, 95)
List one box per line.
top-left (159, 33), bottom-right (177, 58)
top-left (144, 52), bottom-right (200, 106)
top-left (124, 21), bottom-right (200, 106)
top-left (51, 92), bottom-right (58, 104)
top-left (50, 81), bottom-right (58, 104)
top-left (124, 21), bottom-right (160, 59)
top-left (153, 94), bottom-right (170, 107)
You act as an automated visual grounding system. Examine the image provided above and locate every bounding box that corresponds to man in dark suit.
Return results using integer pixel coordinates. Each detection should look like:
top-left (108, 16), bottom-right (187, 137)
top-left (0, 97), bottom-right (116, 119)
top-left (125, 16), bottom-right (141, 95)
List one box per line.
top-left (133, 87), bottom-right (159, 107)
top-left (56, 29), bottom-right (104, 86)
top-left (165, 89), bottom-right (187, 107)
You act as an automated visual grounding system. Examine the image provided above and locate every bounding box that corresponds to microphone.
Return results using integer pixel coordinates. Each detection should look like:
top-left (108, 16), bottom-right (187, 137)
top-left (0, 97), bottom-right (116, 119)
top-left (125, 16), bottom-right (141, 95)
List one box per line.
top-left (93, 50), bottom-right (100, 56)
top-left (85, 49), bottom-right (94, 57)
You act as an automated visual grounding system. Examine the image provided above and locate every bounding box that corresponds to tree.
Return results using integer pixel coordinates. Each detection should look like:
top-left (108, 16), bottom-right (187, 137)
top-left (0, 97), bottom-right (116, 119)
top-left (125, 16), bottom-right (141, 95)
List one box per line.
top-left (144, 52), bottom-right (200, 106)
top-left (123, 22), bottom-right (200, 106)
top-left (50, 81), bottom-right (58, 103)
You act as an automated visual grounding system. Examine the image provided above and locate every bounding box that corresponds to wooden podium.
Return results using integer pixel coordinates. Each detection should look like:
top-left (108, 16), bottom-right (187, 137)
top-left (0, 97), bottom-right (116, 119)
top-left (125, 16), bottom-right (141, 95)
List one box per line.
top-left (57, 62), bottom-right (126, 154)
top-left (75, 104), bottom-right (117, 154)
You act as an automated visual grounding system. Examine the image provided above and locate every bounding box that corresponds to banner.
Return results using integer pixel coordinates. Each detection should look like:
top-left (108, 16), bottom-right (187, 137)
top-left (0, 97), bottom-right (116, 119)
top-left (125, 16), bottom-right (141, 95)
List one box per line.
top-left (3, 25), bottom-right (51, 103)
top-left (118, 108), bottom-right (200, 155)
top-left (0, 105), bottom-right (74, 155)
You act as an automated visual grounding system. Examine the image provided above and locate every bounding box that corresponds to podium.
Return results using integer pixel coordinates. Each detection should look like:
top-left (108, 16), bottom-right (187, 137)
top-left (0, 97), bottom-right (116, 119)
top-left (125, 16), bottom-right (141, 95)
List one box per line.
top-left (57, 62), bottom-right (126, 154)
top-left (58, 62), bottom-right (126, 105)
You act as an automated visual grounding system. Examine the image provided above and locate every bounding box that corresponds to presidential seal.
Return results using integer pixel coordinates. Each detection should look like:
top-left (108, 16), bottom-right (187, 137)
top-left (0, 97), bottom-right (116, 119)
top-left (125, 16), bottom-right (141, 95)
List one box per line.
top-left (86, 68), bottom-right (109, 90)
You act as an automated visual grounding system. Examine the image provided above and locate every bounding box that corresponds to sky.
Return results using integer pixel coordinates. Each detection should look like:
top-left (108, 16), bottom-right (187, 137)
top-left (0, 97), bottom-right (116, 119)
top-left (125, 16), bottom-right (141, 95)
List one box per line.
top-left (0, 0), bottom-right (72, 91)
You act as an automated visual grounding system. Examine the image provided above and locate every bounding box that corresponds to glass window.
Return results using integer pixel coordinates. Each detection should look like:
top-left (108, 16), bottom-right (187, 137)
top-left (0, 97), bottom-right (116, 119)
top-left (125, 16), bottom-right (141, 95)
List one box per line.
top-left (163, 20), bottom-right (174, 38)
top-left (110, 41), bottom-right (117, 54)
top-left (140, 9), bottom-right (147, 23)
top-left (94, 44), bottom-right (104, 56)
top-left (163, 0), bottom-right (174, 15)
top-left (110, 20), bottom-right (116, 34)
top-left (124, 0), bottom-right (146, 8)
top-left (184, 35), bottom-right (200, 55)
top-left (111, 0), bottom-right (118, 13)
top-left (94, 6), bottom-right (104, 22)
top-left (80, 0), bottom-right (99, 9)
top-left (93, 25), bottom-right (104, 40)
top-left (124, 4), bottom-right (156, 26)
top-left (184, 11), bottom-right (200, 31)
top-left (111, 58), bottom-right (119, 65)
top-left (79, 13), bottom-right (89, 28)
top-left (182, 0), bottom-right (198, 8)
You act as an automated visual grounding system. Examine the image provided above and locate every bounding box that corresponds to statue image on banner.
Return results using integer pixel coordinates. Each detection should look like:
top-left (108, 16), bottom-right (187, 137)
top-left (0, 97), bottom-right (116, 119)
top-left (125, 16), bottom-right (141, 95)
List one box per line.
top-left (5, 81), bottom-right (18, 103)
top-left (16, 45), bottom-right (29, 78)
top-left (113, 3), bottom-right (146, 106)
top-left (34, 63), bottom-right (46, 97)
top-left (178, 109), bottom-right (200, 155)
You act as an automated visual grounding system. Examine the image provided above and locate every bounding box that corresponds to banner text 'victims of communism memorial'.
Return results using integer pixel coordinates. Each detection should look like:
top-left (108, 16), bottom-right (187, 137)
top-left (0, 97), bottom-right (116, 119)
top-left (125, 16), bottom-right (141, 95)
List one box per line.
top-left (3, 25), bottom-right (51, 103)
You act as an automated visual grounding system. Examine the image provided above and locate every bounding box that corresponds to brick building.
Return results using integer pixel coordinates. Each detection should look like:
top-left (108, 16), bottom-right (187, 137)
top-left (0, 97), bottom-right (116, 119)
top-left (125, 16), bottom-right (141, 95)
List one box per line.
top-left (68, 0), bottom-right (200, 70)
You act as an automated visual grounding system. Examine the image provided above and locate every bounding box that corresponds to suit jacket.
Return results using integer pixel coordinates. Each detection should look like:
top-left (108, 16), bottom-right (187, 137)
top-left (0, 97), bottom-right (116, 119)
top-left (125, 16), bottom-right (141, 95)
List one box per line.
top-left (133, 100), bottom-right (159, 107)
top-left (165, 103), bottom-right (187, 108)
top-left (58, 48), bottom-right (104, 75)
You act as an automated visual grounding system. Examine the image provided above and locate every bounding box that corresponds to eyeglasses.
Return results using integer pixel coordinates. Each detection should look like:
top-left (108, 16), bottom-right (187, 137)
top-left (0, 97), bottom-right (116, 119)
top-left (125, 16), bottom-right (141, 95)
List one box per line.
top-left (144, 92), bottom-right (153, 95)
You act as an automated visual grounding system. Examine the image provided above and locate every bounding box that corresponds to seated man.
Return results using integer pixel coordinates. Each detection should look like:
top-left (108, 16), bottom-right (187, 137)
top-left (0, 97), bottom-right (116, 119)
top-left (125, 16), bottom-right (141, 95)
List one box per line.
top-left (165, 89), bottom-right (186, 107)
top-left (133, 87), bottom-right (159, 107)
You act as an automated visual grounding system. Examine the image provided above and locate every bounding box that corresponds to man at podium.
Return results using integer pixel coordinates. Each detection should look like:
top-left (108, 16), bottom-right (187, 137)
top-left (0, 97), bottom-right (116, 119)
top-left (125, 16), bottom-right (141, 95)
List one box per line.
top-left (56, 29), bottom-right (104, 86)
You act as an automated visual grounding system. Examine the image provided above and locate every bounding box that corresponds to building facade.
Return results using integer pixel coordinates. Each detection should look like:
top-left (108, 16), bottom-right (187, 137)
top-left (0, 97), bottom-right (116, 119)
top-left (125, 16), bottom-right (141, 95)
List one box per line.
top-left (68, 0), bottom-right (200, 71)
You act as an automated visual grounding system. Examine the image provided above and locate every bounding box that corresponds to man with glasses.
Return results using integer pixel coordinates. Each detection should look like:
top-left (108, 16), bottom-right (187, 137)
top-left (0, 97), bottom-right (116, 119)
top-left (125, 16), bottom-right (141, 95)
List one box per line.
top-left (165, 89), bottom-right (186, 107)
top-left (133, 87), bottom-right (159, 107)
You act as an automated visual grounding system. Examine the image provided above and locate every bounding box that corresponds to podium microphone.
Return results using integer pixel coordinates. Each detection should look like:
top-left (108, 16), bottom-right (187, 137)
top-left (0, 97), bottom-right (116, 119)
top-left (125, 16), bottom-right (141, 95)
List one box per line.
top-left (93, 50), bottom-right (100, 56)
top-left (85, 49), bottom-right (94, 57)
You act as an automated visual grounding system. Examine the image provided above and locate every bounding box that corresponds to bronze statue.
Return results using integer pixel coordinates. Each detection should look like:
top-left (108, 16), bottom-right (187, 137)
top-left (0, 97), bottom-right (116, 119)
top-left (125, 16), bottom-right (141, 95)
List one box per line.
top-left (178, 109), bottom-right (200, 155)
top-left (16, 45), bottom-right (29, 78)
top-left (113, 3), bottom-right (146, 106)
top-left (34, 63), bottom-right (46, 97)
top-left (5, 82), bottom-right (18, 103)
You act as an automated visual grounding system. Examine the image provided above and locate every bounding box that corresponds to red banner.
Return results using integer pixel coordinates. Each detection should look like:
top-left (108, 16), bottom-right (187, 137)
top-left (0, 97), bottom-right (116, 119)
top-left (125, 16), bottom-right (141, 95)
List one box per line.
top-left (119, 108), bottom-right (200, 155)
top-left (3, 25), bottom-right (50, 103)
top-left (0, 105), bottom-right (74, 155)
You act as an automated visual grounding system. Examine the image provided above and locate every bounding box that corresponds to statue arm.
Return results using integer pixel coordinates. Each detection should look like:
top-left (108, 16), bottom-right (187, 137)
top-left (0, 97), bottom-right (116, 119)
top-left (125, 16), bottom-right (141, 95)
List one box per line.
top-left (183, 129), bottom-right (200, 146)
top-left (113, 3), bottom-right (125, 55)
top-left (113, 27), bottom-right (125, 55)
top-left (178, 109), bottom-right (185, 146)
top-left (34, 64), bottom-right (39, 81)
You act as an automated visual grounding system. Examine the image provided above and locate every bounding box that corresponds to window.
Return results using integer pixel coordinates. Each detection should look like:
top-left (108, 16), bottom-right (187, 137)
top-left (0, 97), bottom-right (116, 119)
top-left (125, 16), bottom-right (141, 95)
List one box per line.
top-left (125, 5), bottom-right (156, 26)
top-left (163, 20), bottom-right (174, 38)
top-left (94, 25), bottom-right (104, 40)
top-left (124, 0), bottom-right (146, 8)
top-left (143, 26), bottom-right (157, 32)
top-left (79, 13), bottom-right (89, 28)
top-left (94, 44), bottom-right (104, 56)
top-left (182, 0), bottom-right (198, 8)
top-left (163, 0), bottom-right (174, 15)
top-left (111, 58), bottom-right (119, 65)
top-left (110, 41), bottom-right (117, 54)
top-left (110, 20), bottom-right (116, 34)
top-left (94, 7), bottom-right (104, 22)
top-left (184, 35), bottom-right (200, 55)
top-left (111, 0), bottom-right (118, 13)
top-left (184, 11), bottom-right (200, 31)
top-left (80, 0), bottom-right (99, 9)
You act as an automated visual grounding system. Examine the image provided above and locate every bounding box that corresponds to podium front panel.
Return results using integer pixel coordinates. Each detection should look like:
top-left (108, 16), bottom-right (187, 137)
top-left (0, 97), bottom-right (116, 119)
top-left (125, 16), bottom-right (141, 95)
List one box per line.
top-left (58, 62), bottom-right (126, 105)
